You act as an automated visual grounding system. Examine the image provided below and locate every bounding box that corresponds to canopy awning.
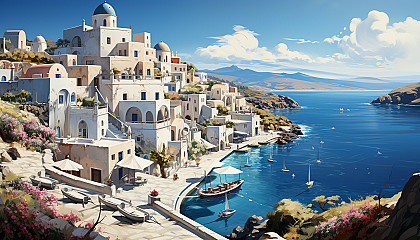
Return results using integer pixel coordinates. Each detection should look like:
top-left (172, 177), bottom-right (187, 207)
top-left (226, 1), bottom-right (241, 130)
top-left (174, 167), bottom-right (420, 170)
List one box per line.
top-left (199, 138), bottom-right (217, 150)
top-left (116, 154), bottom-right (153, 170)
top-left (53, 159), bottom-right (83, 171)
top-left (214, 166), bottom-right (243, 175)
top-left (234, 131), bottom-right (248, 136)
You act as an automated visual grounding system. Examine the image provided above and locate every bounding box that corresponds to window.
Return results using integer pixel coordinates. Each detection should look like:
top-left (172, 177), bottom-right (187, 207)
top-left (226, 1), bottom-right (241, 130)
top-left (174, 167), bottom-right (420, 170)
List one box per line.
top-left (102, 129), bottom-right (105, 136)
top-left (244, 124), bottom-right (248, 128)
top-left (72, 59), bottom-right (76, 66)
top-left (127, 149), bottom-right (131, 154)
top-left (124, 50), bottom-right (127, 56)
top-left (59, 61), bottom-right (63, 65)
top-left (86, 60), bottom-right (94, 65)
top-left (146, 51), bottom-right (148, 55)
top-left (132, 113), bottom-right (138, 122)
top-left (186, 104), bottom-right (189, 111)
top-left (122, 38), bottom-right (126, 42)
top-left (71, 93), bottom-right (75, 102)
top-left (159, 56), bottom-right (161, 61)
top-left (118, 151), bottom-right (123, 161)
top-left (101, 120), bottom-right (104, 126)
top-left (141, 92), bottom-right (146, 100)
top-left (118, 50), bottom-right (121, 56)
top-left (103, 19), bottom-right (107, 26)
top-left (155, 92), bottom-right (159, 100)
top-left (107, 37), bottom-right (111, 44)
top-left (112, 154), bottom-right (115, 160)
top-left (136, 137), bottom-right (140, 142)
top-left (123, 93), bottom-right (127, 100)
top-left (201, 98), bottom-right (205, 102)
top-left (59, 95), bottom-right (64, 104)
top-left (147, 69), bottom-right (150, 76)
top-left (175, 67), bottom-right (177, 71)
top-left (77, 78), bottom-right (82, 86)
top-left (1, 76), bottom-right (6, 81)
top-left (94, 20), bottom-right (97, 27)
top-left (55, 74), bottom-right (61, 78)
top-left (134, 50), bottom-right (138, 57)
top-left (195, 107), bottom-right (197, 112)
top-left (194, 100), bottom-right (196, 104)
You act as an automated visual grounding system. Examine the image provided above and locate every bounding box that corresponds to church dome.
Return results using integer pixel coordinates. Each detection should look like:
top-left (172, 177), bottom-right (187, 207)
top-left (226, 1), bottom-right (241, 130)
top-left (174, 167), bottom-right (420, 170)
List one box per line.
top-left (93, 2), bottom-right (116, 16)
top-left (34, 35), bottom-right (46, 43)
top-left (154, 41), bottom-right (170, 52)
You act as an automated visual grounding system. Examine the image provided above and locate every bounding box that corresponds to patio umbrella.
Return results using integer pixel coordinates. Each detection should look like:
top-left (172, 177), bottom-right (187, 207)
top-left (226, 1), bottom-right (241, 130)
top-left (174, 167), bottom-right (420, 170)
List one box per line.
top-left (213, 166), bottom-right (243, 175)
top-left (212, 162), bottom-right (225, 168)
top-left (116, 154), bottom-right (153, 170)
top-left (53, 159), bottom-right (83, 171)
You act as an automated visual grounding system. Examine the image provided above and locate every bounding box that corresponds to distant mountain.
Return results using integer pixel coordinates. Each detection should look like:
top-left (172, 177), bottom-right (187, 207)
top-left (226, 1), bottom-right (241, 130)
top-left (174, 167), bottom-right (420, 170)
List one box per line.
top-left (204, 65), bottom-right (415, 91)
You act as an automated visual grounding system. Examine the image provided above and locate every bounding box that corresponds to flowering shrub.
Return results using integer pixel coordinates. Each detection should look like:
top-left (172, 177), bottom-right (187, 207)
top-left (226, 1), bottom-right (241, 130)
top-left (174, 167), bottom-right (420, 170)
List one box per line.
top-left (106, 180), bottom-right (114, 186)
top-left (150, 189), bottom-right (159, 197)
top-left (0, 114), bottom-right (58, 153)
top-left (314, 201), bottom-right (376, 239)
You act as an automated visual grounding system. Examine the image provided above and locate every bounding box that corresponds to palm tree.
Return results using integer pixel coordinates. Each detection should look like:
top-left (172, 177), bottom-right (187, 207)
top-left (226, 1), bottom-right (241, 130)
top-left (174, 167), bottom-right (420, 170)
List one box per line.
top-left (150, 149), bottom-right (173, 178)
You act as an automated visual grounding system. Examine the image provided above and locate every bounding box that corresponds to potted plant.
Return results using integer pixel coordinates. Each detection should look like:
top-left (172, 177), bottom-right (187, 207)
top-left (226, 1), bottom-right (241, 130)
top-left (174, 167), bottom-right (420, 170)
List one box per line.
top-left (106, 179), bottom-right (114, 186)
top-left (195, 157), bottom-right (201, 166)
top-left (148, 189), bottom-right (160, 205)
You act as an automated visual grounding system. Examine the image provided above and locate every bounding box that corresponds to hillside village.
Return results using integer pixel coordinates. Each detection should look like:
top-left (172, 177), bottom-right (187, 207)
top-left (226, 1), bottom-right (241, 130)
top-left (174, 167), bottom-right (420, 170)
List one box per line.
top-left (0, 2), bottom-right (293, 185)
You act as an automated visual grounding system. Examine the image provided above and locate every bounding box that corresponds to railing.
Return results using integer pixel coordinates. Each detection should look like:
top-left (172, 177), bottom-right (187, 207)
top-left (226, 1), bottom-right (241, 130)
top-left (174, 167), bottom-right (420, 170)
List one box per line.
top-left (108, 113), bottom-right (130, 138)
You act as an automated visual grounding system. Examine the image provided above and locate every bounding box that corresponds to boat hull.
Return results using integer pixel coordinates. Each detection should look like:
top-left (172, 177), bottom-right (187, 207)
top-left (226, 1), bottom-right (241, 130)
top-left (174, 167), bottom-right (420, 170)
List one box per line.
top-left (61, 188), bottom-right (90, 204)
top-left (29, 175), bottom-right (56, 190)
top-left (117, 203), bottom-right (150, 223)
top-left (98, 195), bottom-right (130, 211)
top-left (198, 180), bottom-right (244, 199)
top-left (267, 160), bottom-right (277, 163)
top-left (218, 209), bottom-right (236, 218)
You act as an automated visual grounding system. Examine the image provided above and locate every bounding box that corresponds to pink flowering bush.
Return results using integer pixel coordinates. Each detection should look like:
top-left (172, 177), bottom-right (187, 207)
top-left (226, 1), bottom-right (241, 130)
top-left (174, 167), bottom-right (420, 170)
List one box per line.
top-left (0, 114), bottom-right (58, 153)
top-left (314, 201), bottom-right (377, 239)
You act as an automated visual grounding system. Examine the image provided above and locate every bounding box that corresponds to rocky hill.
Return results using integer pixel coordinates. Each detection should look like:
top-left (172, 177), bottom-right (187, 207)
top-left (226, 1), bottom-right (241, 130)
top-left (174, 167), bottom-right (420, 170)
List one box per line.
top-left (239, 89), bottom-right (300, 109)
top-left (372, 82), bottom-right (420, 105)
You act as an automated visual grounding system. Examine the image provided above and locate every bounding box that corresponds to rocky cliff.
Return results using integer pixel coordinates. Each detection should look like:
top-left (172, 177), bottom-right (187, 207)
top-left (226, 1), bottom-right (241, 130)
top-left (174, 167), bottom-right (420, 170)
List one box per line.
top-left (371, 82), bottom-right (420, 105)
top-left (239, 89), bottom-right (300, 109)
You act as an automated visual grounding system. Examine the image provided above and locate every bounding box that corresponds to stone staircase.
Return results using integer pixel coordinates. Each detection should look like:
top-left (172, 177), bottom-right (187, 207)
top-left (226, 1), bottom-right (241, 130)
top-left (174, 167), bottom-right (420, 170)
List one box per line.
top-left (107, 122), bottom-right (128, 139)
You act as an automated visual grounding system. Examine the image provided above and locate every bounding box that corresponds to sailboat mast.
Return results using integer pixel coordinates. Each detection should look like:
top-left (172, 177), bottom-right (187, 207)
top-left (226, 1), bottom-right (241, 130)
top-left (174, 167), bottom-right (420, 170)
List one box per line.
top-left (225, 193), bottom-right (229, 210)
top-left (283, 158), bottom-right (286, 169)
top-left (308, 162), bottom-right (311, 182)
top-left (317, 148), bottom-right (320, 161)
top-left (247, 153), bottom-right (249, 164)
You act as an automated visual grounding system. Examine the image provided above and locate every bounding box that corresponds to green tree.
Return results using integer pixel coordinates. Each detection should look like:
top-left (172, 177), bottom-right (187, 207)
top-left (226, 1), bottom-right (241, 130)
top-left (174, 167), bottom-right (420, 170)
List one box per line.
top-left (179, 83), bottom-right (203, 94)
top-left (216, 105), bottom-right (229, 115)
top-left (2, 92), bottom-right (15, 102)
top-left (150, 149), bottom-right (173, 178)
top-left (187, 140), bottom-right (207, 161)
top-left (226, 121), bottom-right (235, 128)
top-left (15, 90), bottom-right (32, 103)
top-left (308, 195), bottom-right (341, 212)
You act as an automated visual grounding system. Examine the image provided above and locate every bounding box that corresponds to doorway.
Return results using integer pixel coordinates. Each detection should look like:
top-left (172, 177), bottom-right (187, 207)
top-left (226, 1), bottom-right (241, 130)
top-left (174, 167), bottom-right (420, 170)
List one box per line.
top-left (91, 168), bottom-right (102, 183)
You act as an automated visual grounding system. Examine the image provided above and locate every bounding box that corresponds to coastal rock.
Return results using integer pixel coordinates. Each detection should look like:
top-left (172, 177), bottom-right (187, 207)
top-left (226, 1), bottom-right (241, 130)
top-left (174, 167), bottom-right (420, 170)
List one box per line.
top-left (1, 150), bottom-right (12, 162)
top-left (370, 173), bottom-right (420, 240)
top-left (226, 215), bottom-right (267, 240)
top-left (259, 232), bottom-right (285, 239)
top-left (371, 82), bottom-right (420, 105)
top-left (7, 147), bottom-right (21, 160)
top-left (240, 89), bottom-right (300, 109)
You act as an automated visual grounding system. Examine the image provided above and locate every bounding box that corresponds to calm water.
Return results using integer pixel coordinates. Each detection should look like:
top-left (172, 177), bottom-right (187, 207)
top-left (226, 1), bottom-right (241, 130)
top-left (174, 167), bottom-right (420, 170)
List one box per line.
top-left (180, 91), bottom-right (420, 236)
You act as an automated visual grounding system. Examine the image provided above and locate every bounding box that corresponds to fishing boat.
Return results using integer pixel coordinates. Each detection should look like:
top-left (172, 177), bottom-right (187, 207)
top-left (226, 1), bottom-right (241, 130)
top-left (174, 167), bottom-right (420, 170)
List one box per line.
top-left (198, 179), bottom-right (244, 199)
top-left (244, 153), bottom-right (252, 167)
top-left (305, 162), bottom-right (314, 188)
top-left (117, 203), bottom-right (150, 222)
top-left (267, 145), bottom-right (277, 162)
top-left (98, 194), bottom-right (131, 211)
top-left (61, 187), bottom-right (90, 206)
top-left (316, 149), bottom-right (321, 163)
top-left (218, 193), bottom-right (236, 218)
top-left (29, 175), bottom-right (56, 190)
top-left (280, 158), bottom-right (289, 172)
top-left (248, 143), bottom-right (260, 148)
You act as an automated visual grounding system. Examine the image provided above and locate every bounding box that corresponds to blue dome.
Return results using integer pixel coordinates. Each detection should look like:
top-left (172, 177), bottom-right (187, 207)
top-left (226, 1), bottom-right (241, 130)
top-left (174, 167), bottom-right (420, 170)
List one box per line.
top-left (93, 2), bottom-right (116, 16)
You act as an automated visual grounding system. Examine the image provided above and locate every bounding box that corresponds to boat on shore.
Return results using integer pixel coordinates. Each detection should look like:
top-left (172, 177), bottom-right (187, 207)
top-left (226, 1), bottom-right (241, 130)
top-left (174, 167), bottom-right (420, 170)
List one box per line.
top-left (98, 194), bottom-right (131, 211)
top-left (61, 187), bottom-right (90, 206)
top-left (117, 202), bottom-right (150, 222)
top-left (198, 179), bottom-right (244, 199)
top-left (29, 175), bottom-right (56, 190)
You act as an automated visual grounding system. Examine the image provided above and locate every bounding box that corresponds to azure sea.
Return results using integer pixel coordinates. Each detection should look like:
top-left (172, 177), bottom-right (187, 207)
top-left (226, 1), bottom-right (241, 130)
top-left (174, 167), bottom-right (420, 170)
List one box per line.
top-left (180, 91), bottom-right (420, 236)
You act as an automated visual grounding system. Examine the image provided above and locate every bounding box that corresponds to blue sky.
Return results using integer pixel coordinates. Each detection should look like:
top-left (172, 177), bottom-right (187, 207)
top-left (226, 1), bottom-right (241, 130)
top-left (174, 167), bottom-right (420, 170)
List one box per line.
top-left (2, 0), bottom-right (420, 78)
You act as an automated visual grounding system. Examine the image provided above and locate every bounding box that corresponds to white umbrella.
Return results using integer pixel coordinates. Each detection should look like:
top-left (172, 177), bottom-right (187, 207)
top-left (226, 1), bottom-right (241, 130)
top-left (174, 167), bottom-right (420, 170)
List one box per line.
top-left (212, 162), bottom-right (225, 168)
top-left (214, 166), bottom-right (243, 175)
top-left (53, 159), bottom-right (83, 171)
top-left (116, 154), bottom-right (153, 170)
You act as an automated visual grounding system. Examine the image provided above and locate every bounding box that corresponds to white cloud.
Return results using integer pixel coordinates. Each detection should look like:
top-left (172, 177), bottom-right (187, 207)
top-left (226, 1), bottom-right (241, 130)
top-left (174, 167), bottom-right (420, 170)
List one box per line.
top-left (323, 35), bottom-right (342, 44)
top-left (283, 38), bottom-right (319, 44)
top-left (196, 25), bottom-right (316, 64)
top-left (336, 10), bottom-right (420, 71)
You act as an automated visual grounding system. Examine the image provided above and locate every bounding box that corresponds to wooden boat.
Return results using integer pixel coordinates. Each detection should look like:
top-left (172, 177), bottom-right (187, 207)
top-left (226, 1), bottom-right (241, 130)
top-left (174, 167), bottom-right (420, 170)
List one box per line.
top-left (218, 193), bottom-right (236, 218)
top-left (258, 141), bottom-right (269, 145)
top-left (29, 175), bottom-right (56, 190)
top-left (248, 143), bottom-right (260, 148)
top-left (198, 179), bottom-right (244, 199)
top-left (61, 187), bottom-right (90, 206)
top-left (117, 202), bottom-right (150, 222)
top-left (98, 194), bottom-right (131, 211)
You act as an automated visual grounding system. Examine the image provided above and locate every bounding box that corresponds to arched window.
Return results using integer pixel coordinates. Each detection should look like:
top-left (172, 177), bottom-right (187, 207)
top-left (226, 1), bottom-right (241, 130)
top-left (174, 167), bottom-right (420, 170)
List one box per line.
top-left (94, 20), bottom-right (97, 27)
top-left (78, 120), bottom-right (88, 138)
top-left (146, 111), bottom-right (154, 123)
top-left (159, 55), bottom-right (161, 62)
top-left (157, 110), bottom-right (163, 122)
top-left (113, 20), bottom-right (115, 27)
top-left (71, 93), bottom-right (76, 102)
top-left (125, 107), bottom-right (142, 123)
top-left (103, 19), bottom-right (107, 26)
top-left (171, 130), bottom-right (175, 141)
top-left (72, 59), bottom-right (76, 66)
top-left (1, 76), bottom-right (6, 81)
top-left (71, 36), bottom-right (81, 47)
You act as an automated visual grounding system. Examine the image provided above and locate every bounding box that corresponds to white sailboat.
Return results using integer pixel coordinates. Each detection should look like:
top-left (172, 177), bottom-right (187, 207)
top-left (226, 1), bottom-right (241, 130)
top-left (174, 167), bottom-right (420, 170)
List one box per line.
top-left (316, 148), bottom-right (321, 163)
top-left (218, 193), bottom-right (236, 218)
top-left (244, 153), bottom-right (252, 167)
top-left (281, 158), bottom-right (289, 172)
top-left (267, 145), bottom-right (277, 162)
top-left (305, 162), bottom-right (314, 188)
